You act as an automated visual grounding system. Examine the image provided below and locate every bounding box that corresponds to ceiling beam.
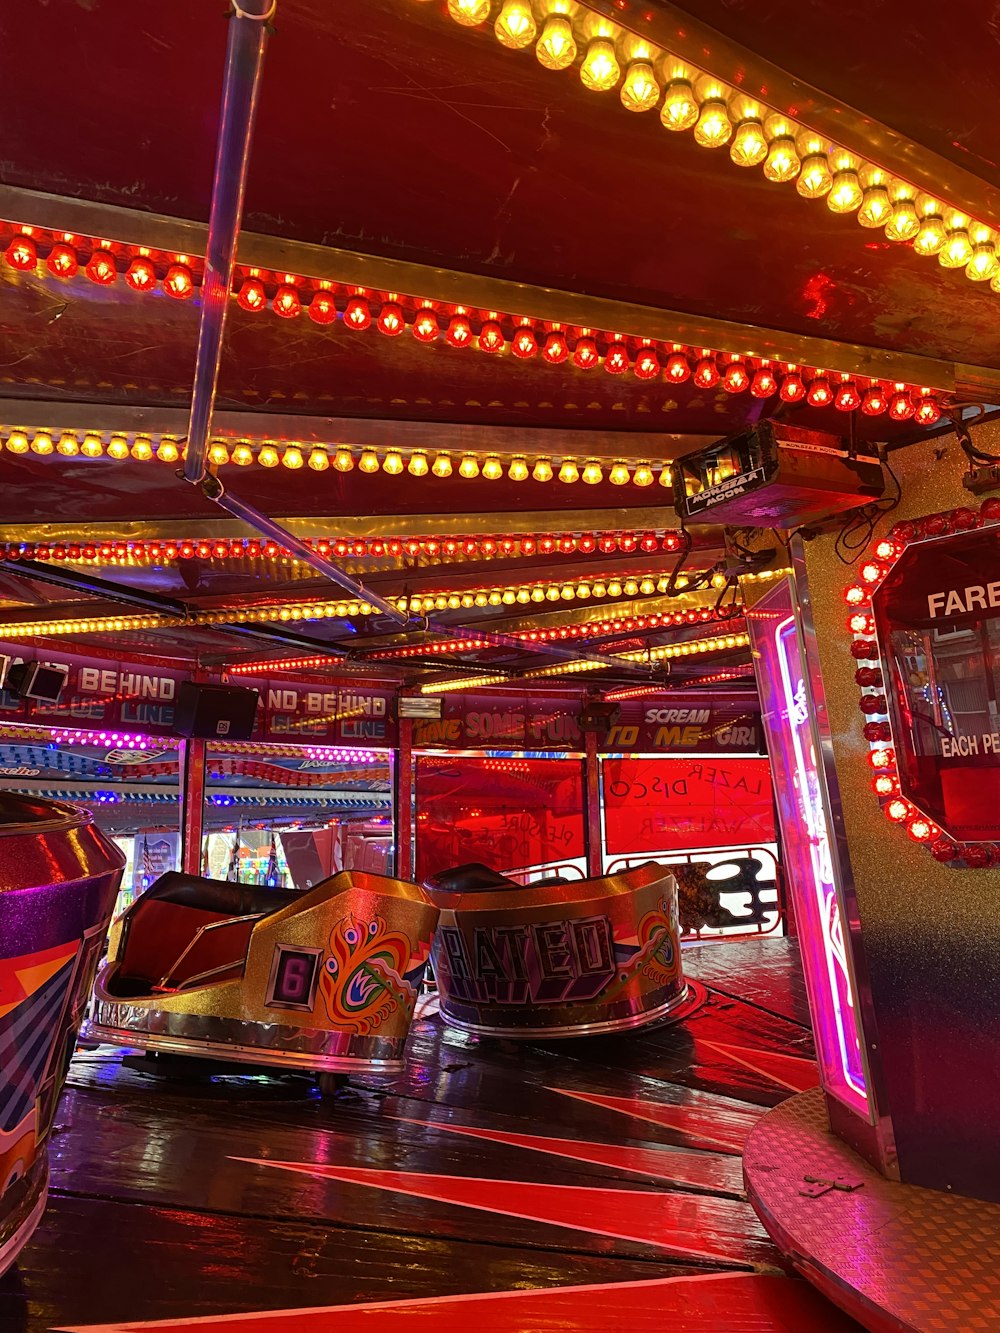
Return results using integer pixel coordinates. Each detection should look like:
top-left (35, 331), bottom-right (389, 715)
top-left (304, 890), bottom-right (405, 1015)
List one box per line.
top-left (0, 185), bottom-right (989, 394)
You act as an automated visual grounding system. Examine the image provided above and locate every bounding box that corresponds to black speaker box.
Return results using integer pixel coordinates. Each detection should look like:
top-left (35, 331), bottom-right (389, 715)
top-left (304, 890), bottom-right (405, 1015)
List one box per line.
top-left (173, 681), bottom-right (260, 740)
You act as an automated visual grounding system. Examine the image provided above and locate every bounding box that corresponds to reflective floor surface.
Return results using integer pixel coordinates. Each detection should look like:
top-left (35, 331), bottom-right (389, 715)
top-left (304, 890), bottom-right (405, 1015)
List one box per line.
top-left (1, 939), bottom-right (864, 1332)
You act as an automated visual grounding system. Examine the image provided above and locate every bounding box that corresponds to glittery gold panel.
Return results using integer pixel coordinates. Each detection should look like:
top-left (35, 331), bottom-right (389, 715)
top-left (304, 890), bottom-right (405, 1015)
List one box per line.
top-left (428, 863), bottom-right (690, 1038)
top-left (89, 871), bottom-right (439, 1072)
top-left (803, 420), bottom-right (1000, 1202)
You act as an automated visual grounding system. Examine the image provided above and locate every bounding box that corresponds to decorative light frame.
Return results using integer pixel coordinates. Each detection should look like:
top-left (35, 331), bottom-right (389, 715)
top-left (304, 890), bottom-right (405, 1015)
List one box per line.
top-left (844, 496), bottom-right (1000, 867)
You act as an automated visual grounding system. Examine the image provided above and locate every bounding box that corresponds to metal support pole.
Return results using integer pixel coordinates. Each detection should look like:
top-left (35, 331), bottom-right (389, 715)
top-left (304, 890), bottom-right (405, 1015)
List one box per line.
top-left (584, 728), bottom-right (603, 877)
top-left (184, 0), bottom-right (273, 484)
top-left (395, 715), bottom-right (414, 881)
top-left (179, 738), bottom-right (208, 876)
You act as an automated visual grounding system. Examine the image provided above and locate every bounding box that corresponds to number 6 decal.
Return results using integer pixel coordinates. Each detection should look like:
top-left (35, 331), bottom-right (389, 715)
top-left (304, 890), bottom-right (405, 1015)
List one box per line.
top-left (265, 945), bottom-right (323, 1012)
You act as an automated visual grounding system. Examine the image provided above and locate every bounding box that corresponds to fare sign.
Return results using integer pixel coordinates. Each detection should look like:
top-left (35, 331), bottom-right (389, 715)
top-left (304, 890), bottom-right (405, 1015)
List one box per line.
top-left (872, 529), bottom-right (1000, 841)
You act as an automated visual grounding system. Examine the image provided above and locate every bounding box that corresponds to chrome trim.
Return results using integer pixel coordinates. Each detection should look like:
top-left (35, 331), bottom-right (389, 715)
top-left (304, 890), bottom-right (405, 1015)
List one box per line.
top-left (439, 982), bottom-right (702, 1039)
top-left (83, 1023), bottom-right (403, 1073)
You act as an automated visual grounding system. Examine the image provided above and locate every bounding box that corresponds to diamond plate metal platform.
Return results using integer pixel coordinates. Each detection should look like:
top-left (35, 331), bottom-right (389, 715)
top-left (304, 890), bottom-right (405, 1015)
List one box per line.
top-left (744, 1088), bottom-right (1000, 1332)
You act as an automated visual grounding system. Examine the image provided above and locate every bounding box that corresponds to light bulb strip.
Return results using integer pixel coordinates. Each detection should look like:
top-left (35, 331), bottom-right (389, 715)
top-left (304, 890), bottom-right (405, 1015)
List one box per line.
top-left (389, 568), bottom-right (719, 615)
top-left (0, 224), bottom-right (945, 416)
top-left (617, 630), bottom-right (751, 662)
top-left (436, 0), bottom-right (999, 301)
top-left (0, 526), bottom-right (687, 566)
top-left (847, 496), bottom-right (1000, 869)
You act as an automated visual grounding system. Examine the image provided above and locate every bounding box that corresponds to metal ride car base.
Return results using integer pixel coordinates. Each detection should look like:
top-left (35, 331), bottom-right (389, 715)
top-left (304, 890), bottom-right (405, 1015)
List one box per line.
top-left (744, 1087), bottom-right (1000, 1332)
top-left (83, 1008), bottom-right (406, 1073)
top-left (0, 1160), bottom-right (47, 1279)
top-left (438, 980), bottom-right (706, 1040)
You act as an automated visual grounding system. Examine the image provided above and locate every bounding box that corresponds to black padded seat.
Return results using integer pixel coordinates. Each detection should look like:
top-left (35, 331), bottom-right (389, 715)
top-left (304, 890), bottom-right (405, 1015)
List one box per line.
top-left (424, 863), bottom-right (524, 894)
top-left (140, 871), bottom-right (301, 916)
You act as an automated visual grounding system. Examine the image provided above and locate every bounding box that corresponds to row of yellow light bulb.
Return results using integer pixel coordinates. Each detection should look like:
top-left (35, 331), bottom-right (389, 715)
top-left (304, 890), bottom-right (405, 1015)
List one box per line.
top-left (0, 428), bottom-right (673, 487)
top-left (620, 631), bottom-right (750, 662)
top-left (394, 572), bottom-right (697, 614)
top-left (439, 0), bottom-right (1000, 290)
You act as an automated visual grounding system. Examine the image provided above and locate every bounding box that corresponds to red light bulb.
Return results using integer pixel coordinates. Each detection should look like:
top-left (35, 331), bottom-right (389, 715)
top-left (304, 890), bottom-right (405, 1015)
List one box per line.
top-left (512, 326), bottom-right (537, 358)
top-left (446, 313), bottom-right (472, 347)
top-left (412, 308), bottom-right (440, 342)
top-left (47, 242), bottom-right (79, 278)
top-left (273, 285), bottom-right (301, 318)
top-left (914, 395), bottom-right (941, 426)
top-left (542, 332), bottom-right (569, 364)
top-left (479, 320), bottom-right (505, 353)
top-left (779, 369), bottom-right (805, 402)
top-left (5, 235), bottom-right (37, 270)
top-left (834, 379), bottom-right (861, 411)
top-left (308, 290), bottom-right (338, 324)
top-left (604, 341), bottom-right (629, 374)
top-left (377, 301), bottom-right (404, 336)
top-left (125, 257), bottom-right (156, 291)
top-left (859, 384), bottom-right (885, 415)
top-left (806, 375), bottom-right (832, 407)
top-left (344, 295), bottom-right (372, 330)
top-left (573, 337), bottom-right (599, 369)
top-left (844, 584), bottom-right (867, 606)
top-left (85, 249), bottom-right (117, 285)
top-left (634, 348), bottom-right (660, 380)
top-left (722, 360), bottom-right (749, 393)
top-left (889, 389), bottom-right (914, 420)
top-left (750, 366), bottom-right (777, 398)
top-left (666, 352), bottom-right (691, 382)
top-left (694, 356), bottom-right (719, 388)
top-left (164, 263), bottom-right (194, 298)
top-left (237, 276), bottom-right (267, 311)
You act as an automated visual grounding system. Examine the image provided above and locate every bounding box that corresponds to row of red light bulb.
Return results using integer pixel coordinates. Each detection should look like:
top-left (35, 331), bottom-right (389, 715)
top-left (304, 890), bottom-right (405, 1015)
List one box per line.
top-left (0, 529), bottom-right (687, 565)
top-left (2, 231), bottom-right (942, 421)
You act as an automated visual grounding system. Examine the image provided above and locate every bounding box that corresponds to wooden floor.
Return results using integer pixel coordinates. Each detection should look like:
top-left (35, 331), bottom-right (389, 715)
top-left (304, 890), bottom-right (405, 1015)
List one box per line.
top-left (1, 939), bottom-right (864, 1332)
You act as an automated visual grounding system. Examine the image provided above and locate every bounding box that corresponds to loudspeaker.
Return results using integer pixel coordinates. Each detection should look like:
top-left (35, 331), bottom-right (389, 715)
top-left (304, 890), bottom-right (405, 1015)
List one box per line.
top-left (173, 681), bottom-right (259, 740)
top-left (578, 700), bottom-right (620, 745)
top-left (6, 661), bottom-right (69, 702)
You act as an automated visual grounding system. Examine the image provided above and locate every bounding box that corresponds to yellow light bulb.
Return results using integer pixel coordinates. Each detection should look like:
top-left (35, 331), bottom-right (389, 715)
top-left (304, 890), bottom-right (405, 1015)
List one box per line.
top-left (458, 454), bottom-right (480, 478)
top-left (608, 580), bottom-right (623, 597)
top-left (632, 463), bottom-right (654, 486)
top-left (660, 79), bottom-right (698, 131)
top-left (675, 575), bottom-right (688, 589)
top-left (730, 119), bottom-right (767, 167)
top-left (858, 184), bottom-right (892, 228)
top-left (56, 433), bottom-right (79, 456)
top-left (447, 0), bottom-right (490, 26)
top-left (939, 228), bottom-right (973, 268)
top-left (258, 445), bottom-right (279, 467)
top-left (107, 435), bottom-right (129, 459)
top-left (640, 578), bottom-right (656, 595)
top-left (763, 135), bottom-right (800, 183)
top-left (501, 589), bottom-right (516, 604)
top-left (620, 60), bottom-right (659, 113)
top-left (494, 0), bottom-right (535, 47)
top-left (383, 450), bottom-right (404, 475)
top-left (334, 447), bottom-right (355, 472)
top-left (827, 169), bottom-right (863, 213)
top-left (797, 153), bottom-right (832, 199)
top-left (558, 459), bottom-right (580, 483)
top-left (131, 436), bottom-right (154, 461)
top-left (358, 449), bottom-right (380, 473)
top-left (30, 431), bottom-right (54, 455)
top-left (535, 14), bottom-right (576, 70)
top-left (408, 452), bottom-right (429, 476)
top-left (546, 587), bottom-right (561, 601)
top-left (885, 195), bottom-right (920, 242)
top-left (508, 456), bottom-right (529, 481)
top-left (532, 457), bottom-right (553, 482)
top-left (913, 214), bottom-right (946, 257)
top-left (582, 460), bottom-right (603, 484)
top-left (481, 456), bottom-right (503, 480)
top-left (580, 38), bottom-right (619, 92)
top-left (308, 448), bottom-right (330, 471)
top-left (157, 439), bottom-right (181, 463)
top-left (488, 591), bottom-right (503, 606)
top-left (659, 466), bottom-right (673, 487)
top-left (530, 587), bottom-right (545, 602)
top-left (694, 98), bottom-right (732, 148)
top-left (432, 453), bottom-right (453, 477)
top-left (609, 461), bottom-right (630, 485)
top-left (208, 442), bottom-right (230, 466)
top-left (280, 445), bottom-right (303, 469)
top-left (967, 244), bottom-right (998, 282)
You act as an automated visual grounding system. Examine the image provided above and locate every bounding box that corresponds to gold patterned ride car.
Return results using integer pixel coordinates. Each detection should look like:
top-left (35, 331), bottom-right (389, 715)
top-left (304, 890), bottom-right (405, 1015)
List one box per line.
top-left (84, 869), bottom-right (439, 1084)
